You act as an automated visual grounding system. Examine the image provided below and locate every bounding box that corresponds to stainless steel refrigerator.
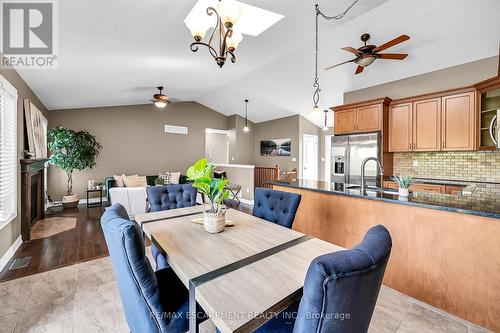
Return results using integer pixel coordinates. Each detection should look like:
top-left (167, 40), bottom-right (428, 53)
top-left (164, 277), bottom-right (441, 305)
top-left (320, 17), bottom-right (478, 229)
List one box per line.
top-left (331, 132), bottom-right (381, 186)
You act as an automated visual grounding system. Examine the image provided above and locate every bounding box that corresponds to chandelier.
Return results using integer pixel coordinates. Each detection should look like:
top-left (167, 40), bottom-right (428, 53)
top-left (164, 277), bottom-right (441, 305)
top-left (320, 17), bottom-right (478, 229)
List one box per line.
top-left (185, 0), bottom-right (243, 68)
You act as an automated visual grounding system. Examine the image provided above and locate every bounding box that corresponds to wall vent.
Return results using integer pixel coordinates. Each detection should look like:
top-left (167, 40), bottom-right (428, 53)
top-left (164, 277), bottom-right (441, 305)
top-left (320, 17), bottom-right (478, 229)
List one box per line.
top-left (164, 125), bottom-right (188, 135)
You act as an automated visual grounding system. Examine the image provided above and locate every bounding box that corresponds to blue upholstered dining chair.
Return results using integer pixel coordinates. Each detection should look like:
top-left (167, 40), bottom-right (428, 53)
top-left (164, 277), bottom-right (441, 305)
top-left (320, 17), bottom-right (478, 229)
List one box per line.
top-left (101, 204), bottom-right (191, 333)
top-left (146, 184), bottom-right (198, 270)
top-left (256, 224), bottom-right (392, 333)
top-left (253, 187), bottom-right (301, 229)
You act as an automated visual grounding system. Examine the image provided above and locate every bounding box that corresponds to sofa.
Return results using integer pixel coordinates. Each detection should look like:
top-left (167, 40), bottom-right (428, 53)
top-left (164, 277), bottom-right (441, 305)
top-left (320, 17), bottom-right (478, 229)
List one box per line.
top-left (104, 175), bottom-right (189, 218)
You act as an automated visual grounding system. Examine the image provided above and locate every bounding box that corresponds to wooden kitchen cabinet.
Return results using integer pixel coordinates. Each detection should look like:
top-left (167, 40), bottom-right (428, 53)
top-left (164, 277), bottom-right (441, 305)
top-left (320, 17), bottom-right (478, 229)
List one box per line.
top-left (382, 180), bottom-right (458, 194)
top-left (388, 88), bottom-right (476, 152)
top-left (332, 97), bottom-right (391, 135)
top-left (357, 104), bottom-right (382, 132)
top-left (441, 92), bottom-right (475, 151)
top-left (334, 108), bottom-right (356, 134)
top-left (388, 103), bottom-right (412, 152)
top-left (413, 98), bottom-right (441, 151)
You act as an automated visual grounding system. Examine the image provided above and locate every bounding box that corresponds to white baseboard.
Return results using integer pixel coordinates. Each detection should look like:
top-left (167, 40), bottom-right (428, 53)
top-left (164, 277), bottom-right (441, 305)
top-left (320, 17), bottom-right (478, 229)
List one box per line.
top-left (238, 197), bottom-right (254, 205)
top-left (0, 236), bottom-right (22, 272)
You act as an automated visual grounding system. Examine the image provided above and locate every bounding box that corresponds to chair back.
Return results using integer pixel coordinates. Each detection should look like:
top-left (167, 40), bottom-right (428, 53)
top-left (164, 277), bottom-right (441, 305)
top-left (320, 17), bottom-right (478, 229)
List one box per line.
top-left (101, 204), bottom-right (168, 333)
top-left (294, 225), bottom-right (392, 333)
top-left (253, 187), bottom-right (301, 228)
top-left (147, 184), bottom-right (197, 212)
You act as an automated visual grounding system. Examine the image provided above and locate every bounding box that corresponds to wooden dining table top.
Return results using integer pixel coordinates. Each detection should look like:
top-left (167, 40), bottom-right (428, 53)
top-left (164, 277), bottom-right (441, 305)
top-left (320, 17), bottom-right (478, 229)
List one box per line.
top-left (136, 206), bottom-right (343, 333)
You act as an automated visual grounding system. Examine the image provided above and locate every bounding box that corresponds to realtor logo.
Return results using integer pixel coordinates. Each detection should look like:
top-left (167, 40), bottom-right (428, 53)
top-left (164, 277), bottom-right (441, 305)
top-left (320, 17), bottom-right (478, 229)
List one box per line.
top-left (1, 0), bottom-right (58, 69)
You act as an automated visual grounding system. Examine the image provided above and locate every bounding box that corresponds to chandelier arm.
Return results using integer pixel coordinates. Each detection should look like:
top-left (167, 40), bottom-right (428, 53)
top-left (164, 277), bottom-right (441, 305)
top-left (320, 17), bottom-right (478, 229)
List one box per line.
top-left (206, 7), bottom-right (219, 54)
top-left (227, 50), bottom-right (236, 63)
top-left (221, 27), bottom-right (232, 58)
top-left (190, 42), bottom-right (219, 60)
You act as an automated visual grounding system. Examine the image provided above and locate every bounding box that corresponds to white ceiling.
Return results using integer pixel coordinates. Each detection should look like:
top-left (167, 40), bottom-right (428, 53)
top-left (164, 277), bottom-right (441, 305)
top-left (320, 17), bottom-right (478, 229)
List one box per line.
top-left (17, 0), bottom-right (500, 126)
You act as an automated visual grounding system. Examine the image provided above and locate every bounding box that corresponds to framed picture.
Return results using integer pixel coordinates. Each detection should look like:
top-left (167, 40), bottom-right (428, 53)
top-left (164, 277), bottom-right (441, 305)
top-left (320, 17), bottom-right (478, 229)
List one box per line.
top-left (260, 138), bottom-right (291, 156)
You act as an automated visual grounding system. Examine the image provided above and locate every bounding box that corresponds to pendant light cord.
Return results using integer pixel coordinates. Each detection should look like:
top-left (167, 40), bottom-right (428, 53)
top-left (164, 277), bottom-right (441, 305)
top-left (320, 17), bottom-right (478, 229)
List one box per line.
top-left (313, 0), bottom-right (359, 108)
top-left (245, 99), bottom-right (249, 126)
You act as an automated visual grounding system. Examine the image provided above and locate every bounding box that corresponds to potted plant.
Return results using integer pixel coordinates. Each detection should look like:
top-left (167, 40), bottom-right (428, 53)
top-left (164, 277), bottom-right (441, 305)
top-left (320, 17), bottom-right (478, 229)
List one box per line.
top-left (48, 126), bottom-right (102, 208)
top-left (187, 158), bottom-right (230, 233)
top-left (392, 175), bottom-right (414, 197)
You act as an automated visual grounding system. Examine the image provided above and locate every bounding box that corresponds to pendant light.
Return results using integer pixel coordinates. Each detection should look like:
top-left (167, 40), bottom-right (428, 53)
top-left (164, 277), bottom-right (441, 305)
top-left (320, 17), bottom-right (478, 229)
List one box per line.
top-left (311, 0), bottom-right (359, 117)
top-left (322, 110), bottom-right (329, 131)
top-left (243, 99), bottom-right (250, 132)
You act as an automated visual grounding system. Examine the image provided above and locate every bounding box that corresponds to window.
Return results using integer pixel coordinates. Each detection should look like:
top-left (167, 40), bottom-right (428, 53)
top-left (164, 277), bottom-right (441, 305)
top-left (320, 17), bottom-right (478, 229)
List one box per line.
top-left (0, 75), bottom-right (18, 229)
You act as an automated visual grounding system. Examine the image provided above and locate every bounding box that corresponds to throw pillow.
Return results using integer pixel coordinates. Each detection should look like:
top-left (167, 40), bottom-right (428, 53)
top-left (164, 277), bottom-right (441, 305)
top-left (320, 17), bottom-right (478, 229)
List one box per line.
top-left (170, 172), bottom-right (181, 184)
top-left (123, 174), bottom-right (141, 187)
top-left (113, 174), bottom-right (125, 187)
top-left (137, 176), bottom-right (148, 187)
top-left (158, 172), bottom-right (172, 185)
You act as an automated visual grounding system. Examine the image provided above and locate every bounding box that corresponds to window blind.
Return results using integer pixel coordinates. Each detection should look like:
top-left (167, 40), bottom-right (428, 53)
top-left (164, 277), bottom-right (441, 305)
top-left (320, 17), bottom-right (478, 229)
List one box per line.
top-left (0, 75), bottom-right (18, 228)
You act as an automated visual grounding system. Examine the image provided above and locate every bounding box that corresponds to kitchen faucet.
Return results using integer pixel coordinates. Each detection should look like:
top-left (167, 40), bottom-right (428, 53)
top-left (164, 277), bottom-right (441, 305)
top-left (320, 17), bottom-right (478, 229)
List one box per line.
top-left (361, 157), bottom-right (384, 195)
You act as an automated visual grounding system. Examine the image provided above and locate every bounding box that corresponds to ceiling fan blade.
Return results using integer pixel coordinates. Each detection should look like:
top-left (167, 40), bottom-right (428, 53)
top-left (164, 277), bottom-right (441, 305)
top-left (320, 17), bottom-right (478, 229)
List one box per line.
top-left (377, 53), bottom-right (408, 60)
top-left (341, 47), bottom-right (361, 55)
top-left (373, 34), bottom-right (410, 52)
top-left (355, 66), bottom-right (364, 75)
top-left (325, 58), bottom-right (357, 71)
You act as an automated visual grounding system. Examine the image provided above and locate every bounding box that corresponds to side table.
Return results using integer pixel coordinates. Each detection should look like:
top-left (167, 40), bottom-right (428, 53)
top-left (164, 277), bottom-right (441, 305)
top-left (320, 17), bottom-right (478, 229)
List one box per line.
top-left (86, 189), bottom-right (103, 208)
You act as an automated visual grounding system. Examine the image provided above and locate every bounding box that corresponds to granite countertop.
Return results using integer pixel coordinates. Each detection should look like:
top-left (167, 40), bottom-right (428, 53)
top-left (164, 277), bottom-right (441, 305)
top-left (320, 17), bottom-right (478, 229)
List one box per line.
top-left (266, 179), bottom-right (500, 219)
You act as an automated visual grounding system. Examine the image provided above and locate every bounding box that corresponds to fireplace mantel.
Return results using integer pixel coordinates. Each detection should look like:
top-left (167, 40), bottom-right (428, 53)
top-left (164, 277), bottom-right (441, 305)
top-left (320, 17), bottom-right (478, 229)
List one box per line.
top-left (20, 158), bottom-right (49, 241)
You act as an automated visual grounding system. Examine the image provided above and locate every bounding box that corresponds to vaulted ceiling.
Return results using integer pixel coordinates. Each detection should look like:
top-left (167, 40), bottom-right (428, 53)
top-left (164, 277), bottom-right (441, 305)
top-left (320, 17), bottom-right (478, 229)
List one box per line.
top-left (17, 0), bottom-right (500, 126)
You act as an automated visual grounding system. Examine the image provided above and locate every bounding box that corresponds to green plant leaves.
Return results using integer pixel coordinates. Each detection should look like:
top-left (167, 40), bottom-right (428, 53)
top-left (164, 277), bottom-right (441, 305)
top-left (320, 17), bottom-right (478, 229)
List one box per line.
top-left (187, 158), bottom-right (230, 206)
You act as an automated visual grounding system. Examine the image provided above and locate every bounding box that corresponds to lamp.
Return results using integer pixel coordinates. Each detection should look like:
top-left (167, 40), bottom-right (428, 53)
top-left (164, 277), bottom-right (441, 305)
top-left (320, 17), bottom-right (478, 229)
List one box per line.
top-left (243, 99), bottom-right (250, 132)
top-left (154, 100), bottom-right (167, 109)
top-left (322, 110), bottom-right (329, 131)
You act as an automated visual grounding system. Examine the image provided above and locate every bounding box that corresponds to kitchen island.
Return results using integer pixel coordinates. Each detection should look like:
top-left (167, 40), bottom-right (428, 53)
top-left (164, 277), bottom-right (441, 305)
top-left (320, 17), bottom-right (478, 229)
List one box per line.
top-left (267, 179), bottom-right (500, 332)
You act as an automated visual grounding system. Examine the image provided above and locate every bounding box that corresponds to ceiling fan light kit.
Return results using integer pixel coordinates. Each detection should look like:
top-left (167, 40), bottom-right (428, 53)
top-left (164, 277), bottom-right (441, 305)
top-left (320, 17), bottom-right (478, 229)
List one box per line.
top-left (326, 33), bottom-right (410, 74)
top-left (152, 86), bottom-right (169, 108)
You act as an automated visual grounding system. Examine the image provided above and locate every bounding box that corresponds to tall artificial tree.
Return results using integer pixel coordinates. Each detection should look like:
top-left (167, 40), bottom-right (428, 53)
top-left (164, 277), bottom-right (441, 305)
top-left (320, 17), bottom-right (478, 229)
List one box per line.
top-left (48, 126), bottom-right (102, 196)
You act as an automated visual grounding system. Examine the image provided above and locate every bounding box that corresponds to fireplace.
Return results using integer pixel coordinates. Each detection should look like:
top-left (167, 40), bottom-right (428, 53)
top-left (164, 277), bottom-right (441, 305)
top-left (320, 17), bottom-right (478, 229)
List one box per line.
top-left (20, 158), bottom-right (49, 241)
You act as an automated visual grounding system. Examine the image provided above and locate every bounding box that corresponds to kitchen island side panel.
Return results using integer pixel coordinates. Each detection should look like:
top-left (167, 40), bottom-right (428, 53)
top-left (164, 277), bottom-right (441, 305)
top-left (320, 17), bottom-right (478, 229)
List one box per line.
top-left (273, 185), bottom-right (500, 332)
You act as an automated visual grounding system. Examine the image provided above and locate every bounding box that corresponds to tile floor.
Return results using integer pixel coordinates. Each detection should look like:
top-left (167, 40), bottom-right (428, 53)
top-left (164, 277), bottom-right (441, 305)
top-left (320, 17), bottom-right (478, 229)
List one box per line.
top-left (0, 248), bottom-right (492, 333)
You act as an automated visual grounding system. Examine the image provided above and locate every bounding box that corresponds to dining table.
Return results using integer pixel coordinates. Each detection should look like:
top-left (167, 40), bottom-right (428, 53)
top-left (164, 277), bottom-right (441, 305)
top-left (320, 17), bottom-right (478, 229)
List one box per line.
top-left (135, 206), bottom-right (343, 333)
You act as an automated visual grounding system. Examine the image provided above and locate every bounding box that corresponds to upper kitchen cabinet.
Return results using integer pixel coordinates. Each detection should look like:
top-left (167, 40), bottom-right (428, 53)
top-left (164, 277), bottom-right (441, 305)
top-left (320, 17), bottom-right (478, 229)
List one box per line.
top-left (388, 88), bottom-right (476, 152)
top-left (475, 76), bottom-right (500, 150)
top-left (413, 98), bottom-right (441, 151)
top-left (441, 92), bottom-right (475, 151)
top-left (332, 97), bottom-right (391, 135)
top-left (388, 102), bottom-right (412, 152)
top-left (334, 108), bottom-right (356, 134)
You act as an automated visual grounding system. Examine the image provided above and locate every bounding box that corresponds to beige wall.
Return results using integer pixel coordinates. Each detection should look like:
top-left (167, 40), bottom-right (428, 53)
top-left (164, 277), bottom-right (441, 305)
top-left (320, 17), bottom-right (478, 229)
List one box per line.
top-left (47, 102), bottom-right (228, 199)
top-left (214, 166), bottom-right (254, 201)
top-left (0, 67), bottom-right (48, 259)
top-left (253, 115), bottom-right (300, 172)
top-left (227, 114), bottom-right (254, 165)
top-left (344, 56), bottom-right (498, 104)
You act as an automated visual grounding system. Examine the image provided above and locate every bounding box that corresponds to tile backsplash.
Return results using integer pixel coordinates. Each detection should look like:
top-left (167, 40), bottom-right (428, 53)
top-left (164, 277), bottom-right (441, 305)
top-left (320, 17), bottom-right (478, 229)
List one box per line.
top-left (393, 151), bottom-right (500, 183)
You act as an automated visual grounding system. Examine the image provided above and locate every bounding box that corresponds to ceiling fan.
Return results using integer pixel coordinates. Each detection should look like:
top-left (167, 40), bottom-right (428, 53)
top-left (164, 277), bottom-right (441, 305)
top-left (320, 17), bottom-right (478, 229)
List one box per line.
top-left (325, 33), bottom-right (410, 74)
top-left (151, 86), bottom-right (169, 108)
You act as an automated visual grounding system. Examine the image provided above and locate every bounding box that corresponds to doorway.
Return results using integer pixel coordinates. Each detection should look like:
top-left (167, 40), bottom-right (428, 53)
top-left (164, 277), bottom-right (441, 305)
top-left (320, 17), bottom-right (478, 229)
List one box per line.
top-left (302, 134), bottom-right (318, 180)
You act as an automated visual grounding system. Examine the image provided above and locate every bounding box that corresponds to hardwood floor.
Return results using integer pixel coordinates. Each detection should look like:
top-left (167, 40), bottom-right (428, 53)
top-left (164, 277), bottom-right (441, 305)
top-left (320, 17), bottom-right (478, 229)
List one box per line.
top-left (0, 205), bottom-right (108, 282)
top-left (0, 201), bottom-right (253, 282)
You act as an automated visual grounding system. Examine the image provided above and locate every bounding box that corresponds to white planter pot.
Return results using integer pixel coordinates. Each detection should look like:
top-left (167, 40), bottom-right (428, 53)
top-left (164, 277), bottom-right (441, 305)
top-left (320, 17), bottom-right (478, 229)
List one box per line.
top-left (203, 203), bottom-right (226, 234)
top-left (398, 188), bottom-right (409, 197)
top-left (62, 194), bottom-right (79, 208)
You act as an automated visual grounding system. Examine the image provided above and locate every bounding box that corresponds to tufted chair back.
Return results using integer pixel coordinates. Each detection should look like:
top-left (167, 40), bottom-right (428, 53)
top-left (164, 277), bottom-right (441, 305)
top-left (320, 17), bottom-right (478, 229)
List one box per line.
top-left (253, 187), bottom-right (301, 229)
top-left (293, 225), bottom-right (392, 333)
top-left (147, 184), bottom-right (197, 212)
top-left (101, 204), bottom-right (170, 333)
